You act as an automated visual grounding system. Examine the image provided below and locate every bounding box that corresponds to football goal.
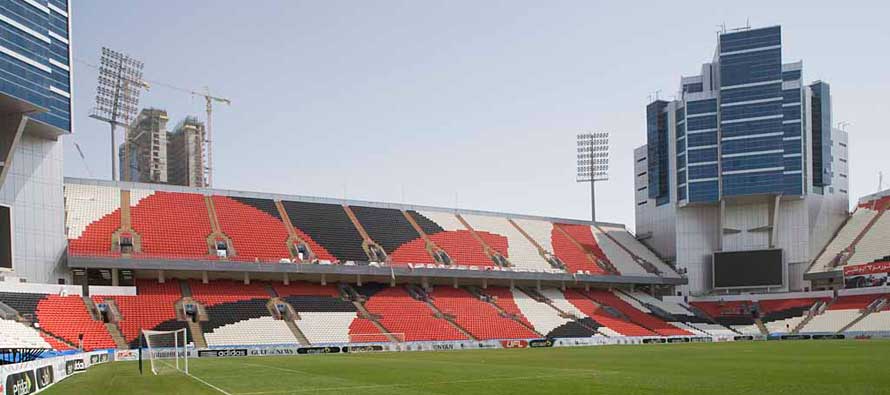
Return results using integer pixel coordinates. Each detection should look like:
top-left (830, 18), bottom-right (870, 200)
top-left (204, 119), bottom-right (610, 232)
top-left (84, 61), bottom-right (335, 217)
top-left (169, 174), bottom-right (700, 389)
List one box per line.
top-left (140, 328), bottom-right (190, 375)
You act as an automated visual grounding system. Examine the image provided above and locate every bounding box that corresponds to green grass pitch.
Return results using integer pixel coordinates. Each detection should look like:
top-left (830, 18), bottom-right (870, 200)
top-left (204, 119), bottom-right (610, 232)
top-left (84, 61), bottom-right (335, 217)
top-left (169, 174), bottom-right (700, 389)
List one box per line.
top-left (43, 340), bottom-right (890, 394)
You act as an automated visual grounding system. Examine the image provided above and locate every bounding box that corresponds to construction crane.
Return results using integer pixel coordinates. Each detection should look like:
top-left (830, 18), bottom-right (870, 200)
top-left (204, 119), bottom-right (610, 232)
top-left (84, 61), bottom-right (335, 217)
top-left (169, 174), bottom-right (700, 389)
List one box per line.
top-left (76, 57), bottom-right (232, 187)
top-left (193, 87), bottom-right (231, 188)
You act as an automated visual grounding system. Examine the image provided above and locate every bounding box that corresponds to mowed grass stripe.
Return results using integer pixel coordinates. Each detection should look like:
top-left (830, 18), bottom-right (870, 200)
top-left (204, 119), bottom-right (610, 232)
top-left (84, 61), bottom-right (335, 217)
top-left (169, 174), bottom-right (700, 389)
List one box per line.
top-left (42, 340), bottom-right (890, 395)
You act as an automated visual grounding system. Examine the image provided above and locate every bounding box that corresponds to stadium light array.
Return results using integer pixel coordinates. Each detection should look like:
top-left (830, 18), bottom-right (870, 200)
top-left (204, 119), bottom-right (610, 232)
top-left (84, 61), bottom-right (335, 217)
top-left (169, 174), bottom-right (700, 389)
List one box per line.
top-left (90, 47), bottom-right (147, 181)
top-left (576, 132), bottom-right (610, 222)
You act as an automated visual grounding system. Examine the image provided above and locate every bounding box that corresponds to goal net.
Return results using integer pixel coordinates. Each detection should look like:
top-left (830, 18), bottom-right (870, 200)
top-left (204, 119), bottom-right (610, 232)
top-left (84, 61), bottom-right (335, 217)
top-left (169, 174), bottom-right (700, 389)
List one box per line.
top-left (349, 332), bottom-right (405, 343)
top-left (141, 328), bottom-right (189, 375)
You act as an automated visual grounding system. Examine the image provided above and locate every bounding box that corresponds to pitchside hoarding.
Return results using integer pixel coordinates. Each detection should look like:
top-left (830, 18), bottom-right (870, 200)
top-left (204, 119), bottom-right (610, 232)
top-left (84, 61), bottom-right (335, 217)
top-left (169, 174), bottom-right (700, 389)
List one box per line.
top-left (843, 262), bottom-right (890, 289)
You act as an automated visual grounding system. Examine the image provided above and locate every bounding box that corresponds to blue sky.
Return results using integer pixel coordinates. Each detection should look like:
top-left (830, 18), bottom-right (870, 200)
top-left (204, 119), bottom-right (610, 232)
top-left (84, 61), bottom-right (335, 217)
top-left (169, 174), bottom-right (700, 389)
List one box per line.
top-left (66, 0), bottom-right (890, 229)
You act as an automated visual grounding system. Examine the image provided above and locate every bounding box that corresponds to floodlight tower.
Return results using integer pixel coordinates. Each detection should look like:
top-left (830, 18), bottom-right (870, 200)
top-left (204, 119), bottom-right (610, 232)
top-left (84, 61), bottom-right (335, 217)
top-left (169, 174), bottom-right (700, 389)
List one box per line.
top-left (576, 132), bottom-right (610, 222)
top-left (90, 47), bottom-right (147, 181)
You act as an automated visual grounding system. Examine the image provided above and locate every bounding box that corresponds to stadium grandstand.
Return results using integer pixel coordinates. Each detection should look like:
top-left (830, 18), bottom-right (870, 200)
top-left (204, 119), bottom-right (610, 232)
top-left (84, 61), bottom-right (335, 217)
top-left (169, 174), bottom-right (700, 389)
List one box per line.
top-left (0, 6), bottom-right (886, 392)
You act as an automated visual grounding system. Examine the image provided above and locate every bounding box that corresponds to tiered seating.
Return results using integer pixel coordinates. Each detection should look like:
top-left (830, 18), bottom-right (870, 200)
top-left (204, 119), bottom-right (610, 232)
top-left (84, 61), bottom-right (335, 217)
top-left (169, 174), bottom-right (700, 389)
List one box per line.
top-left (482, 287), bottom-right (536, 330)
top-left (65, 183), bottom-right (121, 257)
top-left (848, 300), bottom-right (890, 332)
top-left (848, 213), bottom-right (890, 266)
top-left (800, 294), bottom-right (885, 333)
top-left (281, 201), bottom-right (366, 262)
top-left (585, 290), bottom-right (690, 336)
top-left (358, 287), bottom-right (466, 342)
top-left (555, 224), bottom-right (612, 273)
top-left (628, 292), bottom-right (697, 318)
top-left (428, 287), bottom-right (539, 340)
top-left (590, 227), bottom-right (650, 276)
top-left (563, 289), bottom-right (654, 336)
top-left (285, 295), bottom-right (357, 344)
top-left (274, 282), bottom-right (340, 298)
top-left (350, 206), bottom-right (430, 265)
top-left (461, 214), bottom-right (553, 271)
top-left (212, 196), bottom-right (292, 262)
top-left (36, 295), bottom-right (115, 350)
top-left (812, 207), bottom-right (880, 271)
top-left (412, 211), bottom-right (506, 267)
top-left (0, 291), bottom-right (47, 318)
top-left (598, 225), bottom-right (677, 277)
top-left (0, 319), bottom-right (52, 348)
top-left (687, 323), bottom-right (738, 337)
top-left (551, 226), bottom-right (605, 275)
top-left (508, 288), bottom-right (572, 336)
top-left (202, 299), bottom-right (297, 347)
top-left (131, 191), bottom-right (212, 259)
top-left (95, 280), bottom-right (183, 347)
top-left (690, 301), bottom-right (756, 326)
top-left (189, 280), bottom-right (270, 306)
top-left (759, 298), bottom-right (826, 334)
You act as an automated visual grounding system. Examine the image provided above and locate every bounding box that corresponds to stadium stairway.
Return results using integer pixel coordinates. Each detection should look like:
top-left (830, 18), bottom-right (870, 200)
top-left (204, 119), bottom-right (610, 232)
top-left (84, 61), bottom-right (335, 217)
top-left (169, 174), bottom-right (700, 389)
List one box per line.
top-left (754, 318), bottom-right (769, 336)
top-left (340, 284), bottom-right (400, 343)
top-left (792, 300), bottom-right (829, 333)
top-left (274, 201), bottom-right (317, 262)
top-left (455, 214), bottom-right (510, 267)
top-left (593, 226), bottom-right (661, 275)
top-left (97, 299), bottom-right (129, 349)
top-left (401, 210), bottom-right (452, 265)
top-left (342, 205), bottom-right (389, 263)
top-left (266, 297), bottom-right (309, 345)
top-left (204, 196), bottom-right (237, 260)
top-left (466, 286), bottom-right (542, 337)
top-left (839, 298), bottom-right (887, 333)
top-left (175, 296), bottom-right (208, 349)
top-left (553, 224), bottom-right (618, 274)
top-left (506, 219), bottom-right (565, 269)
top-left (417, 287), bottom-right (478, 341)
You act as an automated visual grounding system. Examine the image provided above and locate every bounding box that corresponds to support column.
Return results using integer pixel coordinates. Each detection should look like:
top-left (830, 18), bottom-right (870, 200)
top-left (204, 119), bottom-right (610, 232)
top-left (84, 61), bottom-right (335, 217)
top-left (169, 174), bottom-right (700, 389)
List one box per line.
top-left (243, 272), bottom-right (250, 285)
top-left (158, 270), bottom-right (165, 283)
top-left (0, 113), bottom-right (26, 187)
top-left (283, 272), bottom-right (289, 285)
top-left (590, 179), bottom-right (596, 223)
top-left (560, 282), bottom-right (566, 291)
top-left (320, 274), bottom-right (327, 286)
top-left (111, 269), bottom-right (119, 287)
top-left (202, 271), bottom-right (208, 284)
top-left (482, 278), bottom-right (488, 289)
top-left (770, 194), bottom-right (782, 248)
top-left (421, 277), bottom-right (429, 291)
top-left (584, 283), bottom-right (590, 292)
top-left (536, 280), bottom-right (542, 292)
top-left (356, 275), bottom-right (362, 287)
top-left (509, 279), bottom-right (514, 290)
top-left (453, 277), bottom-right (458, 289)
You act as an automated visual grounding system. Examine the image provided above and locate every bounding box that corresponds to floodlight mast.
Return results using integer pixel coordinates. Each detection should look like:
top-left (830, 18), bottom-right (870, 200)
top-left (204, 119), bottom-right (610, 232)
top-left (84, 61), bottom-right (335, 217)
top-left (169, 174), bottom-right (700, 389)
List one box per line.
top-left (576, 132), bottom-right (610, 223)
top-left (90, 47), bottom-right (147, 181)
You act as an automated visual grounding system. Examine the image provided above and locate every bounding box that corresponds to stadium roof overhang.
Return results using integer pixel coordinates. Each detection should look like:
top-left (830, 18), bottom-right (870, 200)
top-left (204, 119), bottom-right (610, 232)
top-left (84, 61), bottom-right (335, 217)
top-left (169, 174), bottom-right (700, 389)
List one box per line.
top-left (803, 270), bottom-right (842, 282)
top-left (67, 256), bottom-right (687, 286)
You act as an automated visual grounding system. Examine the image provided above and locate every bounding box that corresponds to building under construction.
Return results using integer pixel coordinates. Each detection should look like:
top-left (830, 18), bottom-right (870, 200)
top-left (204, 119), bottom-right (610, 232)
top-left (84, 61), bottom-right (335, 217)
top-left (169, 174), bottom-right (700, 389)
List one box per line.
top-left (120, 108), bottom-right (169, 184)
top-left (167, 116), bottom-right (207, 187)
top-left (119, 110), bottom-right (206, 187)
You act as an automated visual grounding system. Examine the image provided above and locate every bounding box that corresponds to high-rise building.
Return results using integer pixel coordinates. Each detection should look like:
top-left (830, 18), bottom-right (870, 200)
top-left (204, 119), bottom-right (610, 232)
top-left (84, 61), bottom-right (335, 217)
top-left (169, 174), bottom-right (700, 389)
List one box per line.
top-left (120, 108), bottom-right (169, 184)
top-left (0, 0), bottom-right (71, 282)
top-left (634, 26), bottom-right (849, 295)
top-left (167, 116), bottom-right (206, 187)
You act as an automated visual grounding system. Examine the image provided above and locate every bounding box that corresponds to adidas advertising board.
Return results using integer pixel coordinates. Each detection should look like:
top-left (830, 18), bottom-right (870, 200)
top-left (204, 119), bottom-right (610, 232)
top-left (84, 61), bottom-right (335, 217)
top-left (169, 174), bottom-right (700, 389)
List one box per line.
top-left (198, 349), bottom-right (248, 358)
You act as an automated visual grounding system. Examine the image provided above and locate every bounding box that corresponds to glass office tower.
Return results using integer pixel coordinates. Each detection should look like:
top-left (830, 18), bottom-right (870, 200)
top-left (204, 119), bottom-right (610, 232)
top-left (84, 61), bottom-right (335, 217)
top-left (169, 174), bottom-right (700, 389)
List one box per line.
top-left (635, 26), bottom-right (849, 295)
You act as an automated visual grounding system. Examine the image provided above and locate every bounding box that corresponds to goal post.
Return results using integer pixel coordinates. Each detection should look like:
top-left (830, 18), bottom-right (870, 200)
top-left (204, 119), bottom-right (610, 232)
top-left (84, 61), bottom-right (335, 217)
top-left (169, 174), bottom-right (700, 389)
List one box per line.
top-left (349, 332), bottom-right (405, 343)
top-left (141, 328), bottom-right (189, 375)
